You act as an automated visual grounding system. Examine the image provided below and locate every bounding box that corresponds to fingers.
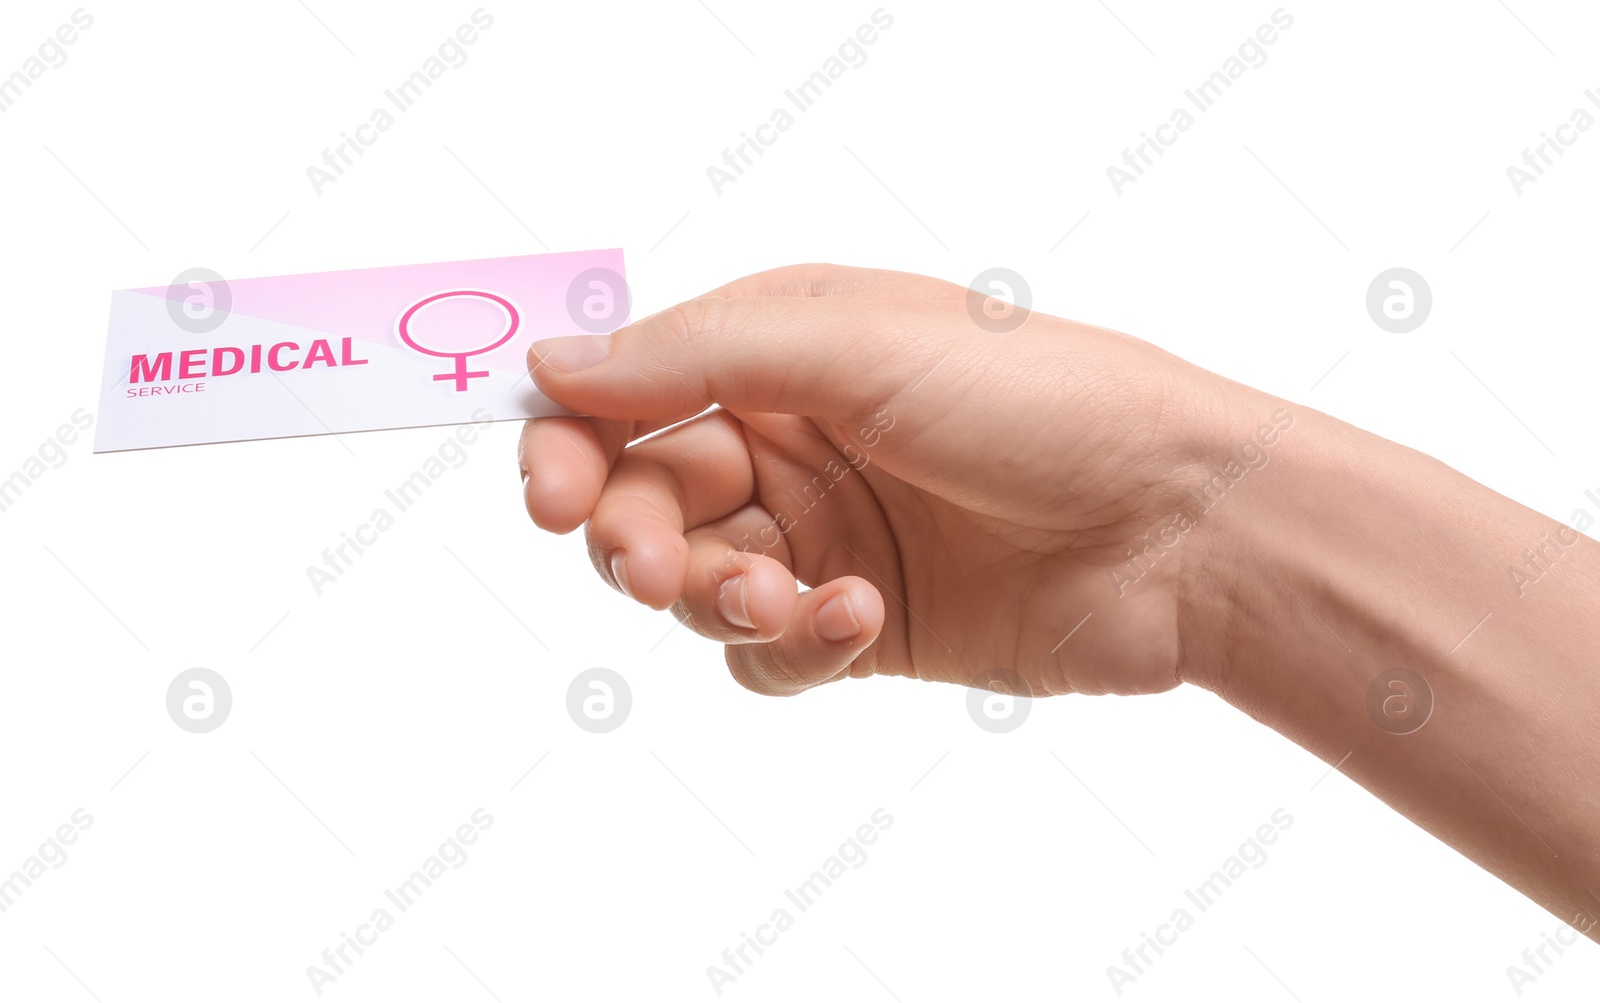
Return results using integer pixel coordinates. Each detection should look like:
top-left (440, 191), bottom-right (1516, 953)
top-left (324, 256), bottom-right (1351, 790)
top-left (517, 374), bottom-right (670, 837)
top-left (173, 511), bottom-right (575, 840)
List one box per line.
top-left (517, 416), bottom-right (632, 533)
top-left (517, 410), bottom-right (700, 534)
top-left (578, 456), bottom-right (888, 696)
top-left (580, 410), bottom-right (759, 609)
top-left (725, 575), bottom-right (885, 696)
top-left (527, 287), bottom-right (950, 426)
top-left (673, 517), bottom-right (798, 643)
top-left (672, 512), bottom-right (886, 695)
top-left (521, 265), bottom-right (925, 693)
top-left (701, 262), bottom-right (965, 300)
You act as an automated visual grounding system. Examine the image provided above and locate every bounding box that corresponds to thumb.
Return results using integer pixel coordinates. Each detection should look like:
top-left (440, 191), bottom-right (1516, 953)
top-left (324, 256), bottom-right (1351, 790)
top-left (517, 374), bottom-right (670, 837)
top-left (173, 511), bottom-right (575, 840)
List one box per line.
top-left (527, 294), bottom-right (944, 424)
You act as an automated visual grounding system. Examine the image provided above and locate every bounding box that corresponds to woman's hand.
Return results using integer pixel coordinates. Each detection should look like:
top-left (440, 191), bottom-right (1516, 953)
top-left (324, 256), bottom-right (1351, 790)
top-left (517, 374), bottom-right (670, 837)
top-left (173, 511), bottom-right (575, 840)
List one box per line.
top-left (520, 262), bottom-right (1600, 941)
top-left (517, 263), bottom-right (1261, 697)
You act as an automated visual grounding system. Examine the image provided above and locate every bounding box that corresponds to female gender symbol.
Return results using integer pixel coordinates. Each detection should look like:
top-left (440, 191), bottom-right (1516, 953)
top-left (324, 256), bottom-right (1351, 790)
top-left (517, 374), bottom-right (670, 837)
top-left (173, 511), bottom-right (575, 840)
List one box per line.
top-left (395, 289), bottom-right (521, 391)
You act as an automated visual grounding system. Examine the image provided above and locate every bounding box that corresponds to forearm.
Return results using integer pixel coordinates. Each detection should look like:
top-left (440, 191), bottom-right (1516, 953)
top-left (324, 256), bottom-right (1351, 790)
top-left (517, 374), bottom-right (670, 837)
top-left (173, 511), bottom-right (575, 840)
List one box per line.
top-left (1180, 398), bottom-right (1600, 938)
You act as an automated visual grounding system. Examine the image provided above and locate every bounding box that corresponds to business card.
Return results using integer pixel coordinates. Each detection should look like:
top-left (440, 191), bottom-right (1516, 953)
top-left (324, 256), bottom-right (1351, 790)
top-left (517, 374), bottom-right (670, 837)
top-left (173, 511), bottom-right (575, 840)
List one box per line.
top-left (93, 249), bottom-right (628, 452)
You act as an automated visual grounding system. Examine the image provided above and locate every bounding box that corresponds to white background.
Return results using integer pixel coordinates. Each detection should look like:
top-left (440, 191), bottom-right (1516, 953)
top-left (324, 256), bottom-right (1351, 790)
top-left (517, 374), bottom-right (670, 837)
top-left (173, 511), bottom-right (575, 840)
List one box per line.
top-left (2, 1), bottom-right (1598, 1000)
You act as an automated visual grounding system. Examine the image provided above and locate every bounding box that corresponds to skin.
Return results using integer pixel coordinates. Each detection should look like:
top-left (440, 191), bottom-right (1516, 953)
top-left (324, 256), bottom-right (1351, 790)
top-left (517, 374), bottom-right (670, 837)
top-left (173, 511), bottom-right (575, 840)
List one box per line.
top-left (518, 263), bottom-right (1600, 940)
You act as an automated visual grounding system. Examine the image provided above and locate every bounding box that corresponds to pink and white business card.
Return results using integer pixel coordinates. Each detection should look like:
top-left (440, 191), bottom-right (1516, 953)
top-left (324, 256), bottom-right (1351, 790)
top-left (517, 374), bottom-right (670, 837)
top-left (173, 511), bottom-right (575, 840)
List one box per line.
top-left (93, 249), bottom-right (628, 452)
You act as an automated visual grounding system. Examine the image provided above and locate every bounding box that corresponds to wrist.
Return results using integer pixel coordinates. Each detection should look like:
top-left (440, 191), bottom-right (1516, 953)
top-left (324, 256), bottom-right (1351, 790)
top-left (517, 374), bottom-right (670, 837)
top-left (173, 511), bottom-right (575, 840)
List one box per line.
top-left (1174, 395), bottom-right (1600, 938)
top-left (1173, 396), bottom-right (1376, 700)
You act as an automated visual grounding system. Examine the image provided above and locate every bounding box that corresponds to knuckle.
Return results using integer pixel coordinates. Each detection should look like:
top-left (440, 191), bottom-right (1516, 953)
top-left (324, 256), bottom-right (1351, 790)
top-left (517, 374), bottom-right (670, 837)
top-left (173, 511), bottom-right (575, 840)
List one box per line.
top-left (661, 296), bottom-right (726, 354)
top-left (725, 646), bottom-right (778, 696)
top-left (726, 645), bottom-right (808, 697)
top-left (755, 645), bottom-right (815, 694)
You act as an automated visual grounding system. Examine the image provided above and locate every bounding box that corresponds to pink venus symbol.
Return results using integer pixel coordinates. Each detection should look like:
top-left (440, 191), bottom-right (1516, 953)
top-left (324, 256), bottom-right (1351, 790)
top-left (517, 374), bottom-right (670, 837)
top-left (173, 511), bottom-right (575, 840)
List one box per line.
top-left (395, 289), bottom-right (521, 391)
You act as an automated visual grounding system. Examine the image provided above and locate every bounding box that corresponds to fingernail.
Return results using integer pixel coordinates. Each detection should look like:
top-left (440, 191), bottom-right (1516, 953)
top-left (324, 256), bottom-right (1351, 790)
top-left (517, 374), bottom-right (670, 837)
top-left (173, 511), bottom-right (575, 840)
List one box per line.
top-left (717, 574), bottom-right (756, 631)
top-left (814, 593), bottom-right (860, 643)
top-left (609, 550), bottom-right (632, 598)
top-left (531, 334), bottom-right (611, 373)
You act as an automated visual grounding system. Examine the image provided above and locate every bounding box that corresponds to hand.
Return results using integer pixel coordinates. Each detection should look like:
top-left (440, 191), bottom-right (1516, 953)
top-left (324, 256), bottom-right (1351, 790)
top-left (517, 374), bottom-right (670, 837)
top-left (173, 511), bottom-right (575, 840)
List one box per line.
top-left (519, 263), bottom-right (1600, 940)
top-left (518, 263), bottom-right (1260, 697)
